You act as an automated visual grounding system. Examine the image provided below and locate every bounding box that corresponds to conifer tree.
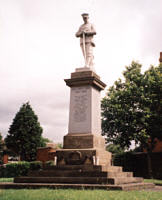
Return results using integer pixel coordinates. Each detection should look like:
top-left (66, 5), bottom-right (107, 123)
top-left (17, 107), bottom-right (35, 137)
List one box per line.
top-left (5, 102), bottom-right (43, 161)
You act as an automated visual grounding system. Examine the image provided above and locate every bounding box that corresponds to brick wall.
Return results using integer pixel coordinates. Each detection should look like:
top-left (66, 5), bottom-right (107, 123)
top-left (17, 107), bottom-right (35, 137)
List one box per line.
top-left (3, 154), bottom-right (8, 164)
top-left (144, 138), bottom-right (162, 153)
top-left (36, 147), bottom-right (56, 163)
top-left (152, 139), bottom-right (162, 152)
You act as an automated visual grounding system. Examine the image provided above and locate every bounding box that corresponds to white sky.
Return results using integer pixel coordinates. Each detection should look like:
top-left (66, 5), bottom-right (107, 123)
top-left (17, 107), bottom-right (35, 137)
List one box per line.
top-left (0, 0), bottom-right (162, 143)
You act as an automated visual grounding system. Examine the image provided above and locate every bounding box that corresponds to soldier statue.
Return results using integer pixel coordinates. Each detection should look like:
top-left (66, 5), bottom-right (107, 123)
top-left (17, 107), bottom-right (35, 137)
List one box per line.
top-left (76, 13), bottom-right (96, 69)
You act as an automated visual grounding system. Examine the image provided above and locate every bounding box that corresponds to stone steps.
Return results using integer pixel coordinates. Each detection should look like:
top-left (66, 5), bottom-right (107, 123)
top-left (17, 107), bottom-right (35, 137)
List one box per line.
top-left (0, 182), bottom-right (155, 191)
top-left (102, 166), bottom-right (123, 172)
top-left (44, 165), bottom-right (123, 172)
top-left (112, 177), bottom-right (143, 185)
top-left (107, 171), bottom-right (133, 178)
top-left (14, 176), bottom-right (143, 185)
top-left (44, 164), bottom-right (101, 171)
top-left (28, 170), bottom-right (133, 178)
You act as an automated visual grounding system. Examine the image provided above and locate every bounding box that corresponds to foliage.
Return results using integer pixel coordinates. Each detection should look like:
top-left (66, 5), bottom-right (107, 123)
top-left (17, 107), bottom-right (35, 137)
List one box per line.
top-left (39, 137), bottom-right (52, 147)
top-left (0, 189), bottom-right (162, 200)
top-left (45, 160), bottom-right (54, 166)
top-left (1, 162), bottom-right (30, 177)
top-left (0, 161), bottom-right (43, 177)
top-left (55, 143), bottom-right (63, 149)
top-left (5, 102), bottom-right (43, 161)
top-left (113, 151), bottom-right (162, 179)
top-left (132, 145), bottom-right (143, 152)
top-left (113, 151), bottom-right (137, 172)
top-left (30, 161), bottom-right (42, 171)
top-left (144, 179), bottom-right (162, 185)
top-left (101, 62), bottom-right (162, 152)
top-left (106, 143), bottom-right (125, 154)
top-left (0, 178), bottom-right (13, 182)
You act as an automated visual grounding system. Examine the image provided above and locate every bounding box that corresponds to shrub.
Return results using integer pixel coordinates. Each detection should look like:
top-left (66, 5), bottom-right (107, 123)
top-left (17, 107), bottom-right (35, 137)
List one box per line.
top-left (0, 161), bottom-right (44, 178)
top-left (30, 161), bottom-right (42, 171)
top-left (0, 165), bottom-right (4, 177)
top-left (45, 160), bottom-right (54, 167)
top-left (2, 162), bottom-right (30, 177)
top-left (113, 151), bottom-right (136, 172)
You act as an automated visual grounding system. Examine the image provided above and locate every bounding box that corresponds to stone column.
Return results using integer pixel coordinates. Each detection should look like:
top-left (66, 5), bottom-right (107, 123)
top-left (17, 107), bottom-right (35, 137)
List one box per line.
top-left (63, 68), bottom-right (107, 150)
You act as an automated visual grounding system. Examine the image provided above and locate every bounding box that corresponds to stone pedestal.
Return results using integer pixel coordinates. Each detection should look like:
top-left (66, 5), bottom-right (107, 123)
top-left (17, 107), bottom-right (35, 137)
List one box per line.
top-left (57, 68), bottom-right (112, 166)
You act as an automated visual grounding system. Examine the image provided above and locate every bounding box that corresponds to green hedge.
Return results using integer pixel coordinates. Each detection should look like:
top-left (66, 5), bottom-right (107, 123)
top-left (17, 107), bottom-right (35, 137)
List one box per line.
top-left (30, 161), bottom-right (42, 171)
top-left (0, 161), bottom-right (43, 178)
top-left (45, 160), bottom-right (54, 167)
top-left (113, 152), bottom-right (162, 179)
top-left (113, 151), bottom-right (136, 172)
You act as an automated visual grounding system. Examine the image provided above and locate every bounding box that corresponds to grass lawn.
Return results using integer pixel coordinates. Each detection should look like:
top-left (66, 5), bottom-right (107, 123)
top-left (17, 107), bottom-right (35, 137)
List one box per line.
top-left (0, 178), bottom-right (13, 182)
top-left (144, 179), bottom-right (162, 185)
top-left (0, 189), bottom-right (162, 200)
top-left (0, 178), bottom-right (162, 200)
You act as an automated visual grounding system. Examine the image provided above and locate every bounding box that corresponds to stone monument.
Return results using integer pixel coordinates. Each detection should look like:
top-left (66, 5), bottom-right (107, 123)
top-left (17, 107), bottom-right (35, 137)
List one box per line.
top-left (14, 14), bottom-right (154, 190)
top-left (57, 13), bottom-right (111, 167)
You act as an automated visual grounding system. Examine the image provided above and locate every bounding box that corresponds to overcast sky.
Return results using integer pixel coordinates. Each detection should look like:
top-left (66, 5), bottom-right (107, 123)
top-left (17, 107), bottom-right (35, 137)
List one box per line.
top-left (0, 0), bottom-right (162, 143)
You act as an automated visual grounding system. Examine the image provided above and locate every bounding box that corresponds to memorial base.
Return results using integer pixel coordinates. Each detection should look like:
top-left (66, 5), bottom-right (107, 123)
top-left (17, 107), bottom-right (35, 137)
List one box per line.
top-left (63, 134), bottom-right (106, 149)
top-left (14, 145), bottom-right (155, 190)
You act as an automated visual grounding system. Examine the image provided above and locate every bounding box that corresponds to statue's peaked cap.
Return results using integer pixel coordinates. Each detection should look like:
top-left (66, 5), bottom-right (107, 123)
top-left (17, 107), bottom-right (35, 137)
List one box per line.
top-left (81, 13), bottom-right (89, 17)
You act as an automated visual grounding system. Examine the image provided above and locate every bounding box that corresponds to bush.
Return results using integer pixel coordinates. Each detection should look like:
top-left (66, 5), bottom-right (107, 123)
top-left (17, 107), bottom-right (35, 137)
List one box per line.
top-left (45, 160), bottom-right (54, 167)
top-left (30, 161), bottom-right (42, 171)
top-left (0, 165), bottom-right (4, 177)
top-left (0, 161), bottom-right (43, 177)
top-left (2, 162), bottom-right (30, 177)
top-left (113, 152), bottom-right (162, 179)
top-left (0, 155), bottom-right (3, 165)
top-left (113, 151), bottom-right (135, 171)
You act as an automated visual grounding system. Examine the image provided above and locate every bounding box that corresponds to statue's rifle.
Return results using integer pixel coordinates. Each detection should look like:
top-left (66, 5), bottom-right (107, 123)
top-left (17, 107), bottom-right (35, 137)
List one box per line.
top-left (82, 32), bottom-right (87, 67)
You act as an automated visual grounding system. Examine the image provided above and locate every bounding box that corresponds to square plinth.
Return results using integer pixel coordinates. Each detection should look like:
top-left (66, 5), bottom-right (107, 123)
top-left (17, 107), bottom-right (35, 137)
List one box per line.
top-left (63, 134), bottom-right (106, 149)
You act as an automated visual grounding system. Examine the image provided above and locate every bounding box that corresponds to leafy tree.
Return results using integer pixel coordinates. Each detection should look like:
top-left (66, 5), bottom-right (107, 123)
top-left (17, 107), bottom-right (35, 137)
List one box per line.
top-left (132, 145), bottom-right (143, 152)
top-left (39, 136), bottom-right (52, 147)
top-left (56, 143), bottom-right (63, 149)
top-left (5, 102), bottom-right (43, 161)
top-left (106, 144), bottom-right (125, 154)
top-left (101, 62), bottom-right (162, 177)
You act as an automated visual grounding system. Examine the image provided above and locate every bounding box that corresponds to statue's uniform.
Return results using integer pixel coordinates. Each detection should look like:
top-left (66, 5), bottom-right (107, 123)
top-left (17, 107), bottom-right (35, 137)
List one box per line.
top-left (76, 23), bottom-right (96, 69)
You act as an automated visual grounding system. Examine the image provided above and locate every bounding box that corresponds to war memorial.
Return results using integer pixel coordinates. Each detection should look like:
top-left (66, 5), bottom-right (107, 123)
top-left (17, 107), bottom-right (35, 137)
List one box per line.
top-left (9, 14), bottom-right (155, 190)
